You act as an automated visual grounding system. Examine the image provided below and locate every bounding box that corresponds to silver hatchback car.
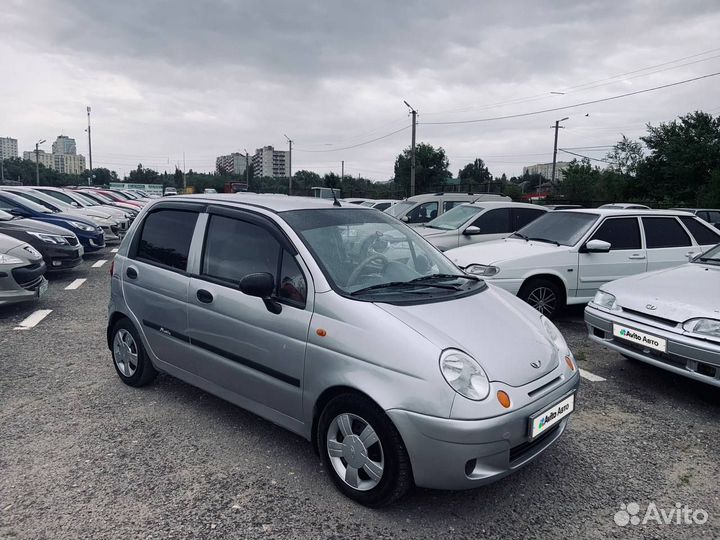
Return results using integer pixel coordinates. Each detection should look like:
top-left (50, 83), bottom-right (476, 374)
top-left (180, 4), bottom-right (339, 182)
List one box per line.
top-left (108, 195), bottom-right (580, 506)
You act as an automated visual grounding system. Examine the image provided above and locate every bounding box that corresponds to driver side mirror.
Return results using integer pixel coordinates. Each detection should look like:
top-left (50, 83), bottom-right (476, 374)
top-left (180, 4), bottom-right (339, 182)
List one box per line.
top-left (584, 239), bottom-right (611, 253)
top-left (239, 272), bottom-right (282, 314)
top-left (463, 225), bottom-right (482, 236)
top-left (401, 216), bottom-right (409, 222)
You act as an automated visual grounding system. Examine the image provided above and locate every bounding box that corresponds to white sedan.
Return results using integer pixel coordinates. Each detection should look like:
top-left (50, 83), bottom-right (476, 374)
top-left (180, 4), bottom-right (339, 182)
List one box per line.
top-left (585, 243), bottom-right (720, 387)
top-left (446, 209), bottom-right (720, 317)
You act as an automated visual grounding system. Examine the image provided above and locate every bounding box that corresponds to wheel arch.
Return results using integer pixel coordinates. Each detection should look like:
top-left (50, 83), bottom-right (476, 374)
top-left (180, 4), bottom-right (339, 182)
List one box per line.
top-left (519, 272), bottom-right (568, 307)
top-left (106, 311), bottom-right (130, 350)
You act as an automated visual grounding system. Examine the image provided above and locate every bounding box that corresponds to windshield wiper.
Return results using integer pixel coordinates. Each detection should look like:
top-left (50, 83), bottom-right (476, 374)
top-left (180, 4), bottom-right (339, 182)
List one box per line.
top-left (528, 237), bottom-right (560, 246)
top-left (697, 257), bottom-right (720, 264)
top-left (409, 273), bottom-right (479, 283)
top-left (511, 232), bottom-right (529, 241)
top-left (350, 280), bottom-right (459, 296)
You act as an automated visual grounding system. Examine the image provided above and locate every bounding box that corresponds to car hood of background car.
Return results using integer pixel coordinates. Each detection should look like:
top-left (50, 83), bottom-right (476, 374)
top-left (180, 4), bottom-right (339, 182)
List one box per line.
top-left (603, 263), bottom-right (720, 322)
top-left (447, 238), bottom-right (565, 266)
top-left (376, 287), bottom-right (559, 387)
top-left (418, 227), bottom-right (455, 238)
top-left (0, 218), bottom-right (72, 236)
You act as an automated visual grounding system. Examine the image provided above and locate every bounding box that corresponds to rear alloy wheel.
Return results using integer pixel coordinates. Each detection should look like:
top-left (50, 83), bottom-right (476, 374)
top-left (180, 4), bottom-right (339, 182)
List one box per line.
top-left (519, 278), bottom-right (563, 317)
top-left (317, 394), bottom-right (412, 507)
top-left (111, 318), bottom-right (157, 387)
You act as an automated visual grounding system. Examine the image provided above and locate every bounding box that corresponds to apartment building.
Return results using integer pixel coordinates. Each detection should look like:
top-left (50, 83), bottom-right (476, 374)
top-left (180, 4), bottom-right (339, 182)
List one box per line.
top-left (252, 146), bottom-right (289, 178)
top-left (0, 137), bottom-right (18, 160)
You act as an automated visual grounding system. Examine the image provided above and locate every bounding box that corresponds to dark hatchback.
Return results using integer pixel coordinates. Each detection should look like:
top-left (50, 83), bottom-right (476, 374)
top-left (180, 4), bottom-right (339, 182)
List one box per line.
top-left (0, 191), bottom-right (106, 253)
top-left (0, 210), bottom-right (84, 271)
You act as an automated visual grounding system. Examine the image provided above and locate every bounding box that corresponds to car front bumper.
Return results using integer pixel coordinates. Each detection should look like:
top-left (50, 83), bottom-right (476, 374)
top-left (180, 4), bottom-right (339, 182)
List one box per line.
top-left (387, 371), bottom-right (580, 490)
top-left (0, 261), bottom-right (48, 305)
top-left (585, 305), bottom-right (720, 387)
top-left (42, 243), bottom-right (84, 271)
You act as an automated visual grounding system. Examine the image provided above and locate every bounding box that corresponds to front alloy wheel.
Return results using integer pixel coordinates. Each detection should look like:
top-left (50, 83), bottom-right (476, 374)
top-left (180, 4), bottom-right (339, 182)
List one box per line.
top-left (110, 318), bottom-right (157, 387)
top-left (317, 394), bottom-right (412, 507)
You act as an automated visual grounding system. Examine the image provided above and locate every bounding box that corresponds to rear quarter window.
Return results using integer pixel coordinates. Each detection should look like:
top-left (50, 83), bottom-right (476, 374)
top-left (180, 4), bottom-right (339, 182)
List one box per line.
top-left (679, 216), bottom-right (720, 245)
top-left (642, 217), bottom-right (692, 248)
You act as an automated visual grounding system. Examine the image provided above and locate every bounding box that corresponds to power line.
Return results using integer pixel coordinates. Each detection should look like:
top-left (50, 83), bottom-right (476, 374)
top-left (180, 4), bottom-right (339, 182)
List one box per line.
top-left (559, 148), bottom-right (615, 163)
top-left (294, 125), bottom-right (410, 152)
top-left (420, 72), bottom-right (720, 126)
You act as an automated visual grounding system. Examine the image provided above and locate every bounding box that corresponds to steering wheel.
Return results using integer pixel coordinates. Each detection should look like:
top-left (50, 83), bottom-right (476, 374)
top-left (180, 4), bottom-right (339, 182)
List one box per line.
top-left (347, 254), bottom-right (389, 286)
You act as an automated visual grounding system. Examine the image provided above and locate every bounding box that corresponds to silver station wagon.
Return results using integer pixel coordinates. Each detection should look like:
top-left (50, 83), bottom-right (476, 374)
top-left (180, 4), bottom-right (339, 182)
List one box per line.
top-left (107, 194), bottom-right (580, 506)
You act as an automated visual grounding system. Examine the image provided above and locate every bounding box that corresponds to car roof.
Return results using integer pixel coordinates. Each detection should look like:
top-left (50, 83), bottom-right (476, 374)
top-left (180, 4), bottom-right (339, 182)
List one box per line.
top-left (555, 208), bottom-right (695, 217)
top-left (164, 193), bottom-right (365, 213)
top-left (461, 201), bottom-right (547, 210)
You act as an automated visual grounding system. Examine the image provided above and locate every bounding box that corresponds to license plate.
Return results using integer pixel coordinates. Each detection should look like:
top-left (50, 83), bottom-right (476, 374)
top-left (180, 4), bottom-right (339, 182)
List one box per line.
top-left (37, 279), bottom-right (48, 297)
top-left (612, 323), bottom-right (667, 352)
top-left (529, 393), bottom-right (575, 440)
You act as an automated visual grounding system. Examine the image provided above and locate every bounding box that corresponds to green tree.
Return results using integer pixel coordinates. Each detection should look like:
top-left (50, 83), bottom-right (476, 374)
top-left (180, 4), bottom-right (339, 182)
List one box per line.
top-left (638, 111), bottom-right (720, 205)
top-left (560, 159), bottom-right (600, 202)
top-left (458, 158), bottom-right (493, 189)
top-left (128, 163), bottom-right (161, 184)
top-left (393, 143), bottom-right (452, 195)
top-left (606, 135), bottom-right (644, 176)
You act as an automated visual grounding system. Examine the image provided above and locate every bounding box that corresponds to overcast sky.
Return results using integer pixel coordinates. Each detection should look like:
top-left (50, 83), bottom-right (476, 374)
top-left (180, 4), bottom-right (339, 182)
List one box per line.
top-left (2, 0), bottom-right (719, 180)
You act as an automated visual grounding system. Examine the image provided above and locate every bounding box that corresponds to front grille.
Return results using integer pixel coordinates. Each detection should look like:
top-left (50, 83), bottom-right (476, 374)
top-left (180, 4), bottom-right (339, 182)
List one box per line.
top-left (11, 263), bottom-right (45, 290)
top-left (611, 337), bottom-right (718, 378)
top-left (65, 236), bottom-right (79, 246)
top-left (510, 423), bottom-right (561, 463)
top-left (622, 308), bottom-right (679, 329)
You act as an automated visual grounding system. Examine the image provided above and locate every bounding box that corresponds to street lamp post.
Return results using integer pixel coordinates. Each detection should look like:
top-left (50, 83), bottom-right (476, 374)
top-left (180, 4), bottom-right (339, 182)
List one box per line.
top-left (35, 139), bottom-right (46, 186)
top-left (551, 117), bottom-right (569, 185)
top-left (284, 135), bottom-right (292, 195)
top-left (243, 148), bottom-right (250, 188)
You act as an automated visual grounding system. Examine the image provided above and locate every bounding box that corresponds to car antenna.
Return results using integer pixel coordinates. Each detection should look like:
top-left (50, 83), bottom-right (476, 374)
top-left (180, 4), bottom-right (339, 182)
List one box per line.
top-left (332, 189), bottom-right (342, 207)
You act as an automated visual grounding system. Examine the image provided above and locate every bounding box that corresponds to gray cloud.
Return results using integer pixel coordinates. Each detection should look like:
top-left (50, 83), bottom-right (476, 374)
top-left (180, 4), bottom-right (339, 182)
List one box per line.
top-left (1, 0), bottom-right (719, 179)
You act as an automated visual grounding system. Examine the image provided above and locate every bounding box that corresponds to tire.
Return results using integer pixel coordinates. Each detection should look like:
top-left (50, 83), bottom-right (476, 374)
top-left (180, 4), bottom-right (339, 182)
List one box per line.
top-left (110, 318), bottom-right (157, 387)
top-left (519, 278), bottom-right (564, 318)
top-left (317, 393), bottom-right (412, 507)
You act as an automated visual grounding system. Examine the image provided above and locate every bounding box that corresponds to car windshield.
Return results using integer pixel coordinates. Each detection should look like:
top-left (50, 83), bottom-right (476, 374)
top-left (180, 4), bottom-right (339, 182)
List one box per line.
top-left (282, 208), bottom-right (484, 300)
top-left (1, 192), bottom-right (52, 213)
top-left (514, 211), bottom-right (599, 246)
top-left (85, 192), bottom-right (114, 204)
top-left (73, 192), bottom-right (100, 206)
top-left (9, 190), bottom-right (66, 212)
top-left (384, 200), bottom-right (415, 217)
top-left (425, 205), bottom-right (483, 230)
top-left (695, 244), bottom-right (720, 265)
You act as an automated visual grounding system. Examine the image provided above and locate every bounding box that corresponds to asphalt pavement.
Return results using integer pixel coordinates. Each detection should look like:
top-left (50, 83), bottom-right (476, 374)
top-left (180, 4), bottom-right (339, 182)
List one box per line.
top-left (1, 253), bottom-right (718, 539)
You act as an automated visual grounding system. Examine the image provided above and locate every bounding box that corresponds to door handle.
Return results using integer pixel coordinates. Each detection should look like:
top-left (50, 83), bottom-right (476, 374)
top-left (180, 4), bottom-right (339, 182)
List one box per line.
top-left (196, 289), bottom-right (214, 304)
top-left (126, 266), bottom-right (138, 279)
top-left (628, 254), bottom-right (646, 260)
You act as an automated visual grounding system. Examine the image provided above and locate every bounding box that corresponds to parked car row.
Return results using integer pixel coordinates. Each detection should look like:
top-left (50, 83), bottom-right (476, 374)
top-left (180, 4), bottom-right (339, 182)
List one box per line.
top-left (0, 185), bottom-right (153, 306)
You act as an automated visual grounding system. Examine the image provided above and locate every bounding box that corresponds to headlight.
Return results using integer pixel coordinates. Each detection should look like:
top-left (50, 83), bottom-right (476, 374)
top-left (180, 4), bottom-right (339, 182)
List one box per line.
top-left (541, 315), bottom-right (570, 356)
top-left (27, 232), bottom-right (69, 245)
top-left (67, 220), bottom-right (95, 232)
top-left (592, 290), bottom-right (619, 310)
top-left (439, 349), bottom-right (490, 400)
top-left (465, 264), bottom-right (500, 277)
top-left (0, 254), bottom-right (24, 264)
top-left (683, 318), bottom-right (720, 340)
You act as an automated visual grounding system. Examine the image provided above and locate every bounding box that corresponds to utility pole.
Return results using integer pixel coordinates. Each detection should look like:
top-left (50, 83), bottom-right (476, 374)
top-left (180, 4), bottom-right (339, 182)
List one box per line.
top-left (404, 100), bottom-right (418, 196)
top-left (284, 134), bottom-right (292, 195)
top-left (35, 139), bottom-right (46, 186)
top-left (551, 117), bottom-right (569, 185)
top-left (341, 160), bottom-right (344, 180)
top-left (86, 106), bottom-right (93, 186)
top-left (244, 148), bottom-right (250, 188)
top-left (182, 152), bottom-right (186, 192)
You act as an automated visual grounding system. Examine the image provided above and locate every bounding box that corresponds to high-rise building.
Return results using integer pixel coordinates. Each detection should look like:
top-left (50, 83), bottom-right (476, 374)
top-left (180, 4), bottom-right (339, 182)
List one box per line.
top-left (216, 152), bottom-right (249, 175)
top-left (0, 137), bottom-right (18, 160)
top-left (522, 161), bottom-right (571, 182)
top-left (54, 153), bottom-right (86, 175)
top-left (252, 146), bottom-right (289, 178)
top-left (52, 135), bottom-right (77, 155)
top-left (23, 149), bottom-right (54, 169)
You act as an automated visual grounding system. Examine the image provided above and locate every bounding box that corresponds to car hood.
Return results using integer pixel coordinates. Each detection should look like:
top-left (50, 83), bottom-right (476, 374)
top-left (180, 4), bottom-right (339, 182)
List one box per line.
top-left (53, 212), bottom-right (98, 227)
top-left (0, 232), bottom-right (29, 254)
top-left (446, 238), bottom-right (564, 266)
top-left (0, 217), bottom-right (70, 236)
top-left (418, 226), bottom-right (455, 238)
top-left (604, 263), bottom-right (720, 322)
top-left (375, 286), bottom-right (559, 387)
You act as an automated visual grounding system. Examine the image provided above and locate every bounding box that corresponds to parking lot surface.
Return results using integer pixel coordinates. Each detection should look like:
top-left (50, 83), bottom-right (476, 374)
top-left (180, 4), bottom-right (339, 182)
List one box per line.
top-left (1, 252), bottom-right (718, 539)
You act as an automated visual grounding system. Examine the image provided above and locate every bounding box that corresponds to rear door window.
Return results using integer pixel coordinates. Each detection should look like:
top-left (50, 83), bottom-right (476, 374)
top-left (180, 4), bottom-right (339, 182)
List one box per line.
top-left (135, 209), bottom-right (199, 271)
top-left (406, 202), bottom-right (438, 223)
top-left (590, 217), bottom-right (641, 250)
top-left (512, 208), bottom-right (546, 230)
top-left (642, 217), bottom-right (692, 248)
top-left (679, 216), bottom-right (720, 245)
